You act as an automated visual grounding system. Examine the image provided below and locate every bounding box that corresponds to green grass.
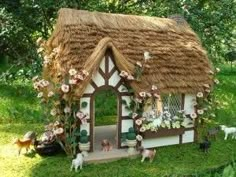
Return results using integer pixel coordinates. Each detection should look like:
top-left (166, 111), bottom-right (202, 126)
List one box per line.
top-left (0, 64), bottom-right (236, 176)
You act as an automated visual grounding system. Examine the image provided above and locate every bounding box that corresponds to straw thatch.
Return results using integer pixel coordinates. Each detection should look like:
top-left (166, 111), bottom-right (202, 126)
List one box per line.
top-left (45, 8), bottom-right (213, 97)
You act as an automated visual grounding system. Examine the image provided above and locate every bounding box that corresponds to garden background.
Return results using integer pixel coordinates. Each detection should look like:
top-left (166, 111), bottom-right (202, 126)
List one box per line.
top-left (0, 0), bottom-right (236, 176)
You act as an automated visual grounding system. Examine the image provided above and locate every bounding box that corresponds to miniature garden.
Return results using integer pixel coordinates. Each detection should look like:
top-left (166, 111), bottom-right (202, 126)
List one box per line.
top-left (1, 1), bottom-right (236, 177)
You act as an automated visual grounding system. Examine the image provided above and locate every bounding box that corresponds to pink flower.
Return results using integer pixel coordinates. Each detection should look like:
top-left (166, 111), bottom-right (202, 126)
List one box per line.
top-left (82, 70), bottom-right (89, 76)
top-left (146, 92), bottom-right (152, 97)
top-left (75, 74), bottom-right (84, 81)
top-left (153, 93), bottom-right (160, 99)
top-left (69, 69), bottom-right (77, 76)
top-left (76, 111), bottom-right (84, 119)
top-left (61, 84), bottom-right (70, 93)
top-left (69, 79), bottom-right (77, 85)
top-left (136, 134), bottom-right (143, 141)
top-left (139, 92), bottom-right (146, 98)
top-left (135, 119), bottom-right (142, 126)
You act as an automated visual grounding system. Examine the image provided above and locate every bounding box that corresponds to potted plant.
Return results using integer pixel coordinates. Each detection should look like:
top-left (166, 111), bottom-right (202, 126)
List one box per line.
top-left (126, 127), bottom-right (137, 154)
top-left (78, 130), bottom-right (90, 156)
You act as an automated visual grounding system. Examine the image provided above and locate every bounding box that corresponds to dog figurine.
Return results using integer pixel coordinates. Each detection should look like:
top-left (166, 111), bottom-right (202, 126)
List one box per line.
top-left (207, 126), bottom-right (220, 139)
top-left (14, 138), bottom-right (32, 155)
top-left (220, 125), bottom-right (236, 140)
top-left (70, 153), bottom-right (84, 172)
top-left (101, 139), bottom-right (113, 152)
top-left (139, 147), bottom-right (156, 162)
top-left (199, 136), bottom-right (211, 153)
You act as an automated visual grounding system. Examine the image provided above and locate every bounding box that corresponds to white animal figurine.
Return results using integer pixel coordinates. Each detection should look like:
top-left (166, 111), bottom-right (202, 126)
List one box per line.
top-left (139, 147), bottom-right (156, 163)
top-left (220, 125), bottom-right (236, 140)
top-left (70, 153), bottom-right (84, 172)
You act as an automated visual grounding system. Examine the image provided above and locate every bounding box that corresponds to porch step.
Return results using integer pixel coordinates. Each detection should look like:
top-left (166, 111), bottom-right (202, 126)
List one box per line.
top-left (84, 149), bottom-right (139, 163)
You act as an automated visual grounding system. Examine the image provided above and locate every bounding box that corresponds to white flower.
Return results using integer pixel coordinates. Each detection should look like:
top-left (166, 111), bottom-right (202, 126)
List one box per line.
top-left (69, 69), bottom-right (77, 76)
top-left (75, 74), bottom-right (84, 81)
top-left (214, 79), bottom-right (219, 84)
top-left (43, 59), bottom-right (50, 65)
top-left (76, 111), bottom-right (84, 119)
top-left (192, 101), bottom-right (198, 106)
top-left (127, 75), bottom-right (135, 80)
top-left (69, 79), bottom-right (77, 85)
top-left (135, 98), bottom-right (143, 103)
top-left (210, 113), bottom-right (216, 117)
top-left (151, 85), bottom-right (157, 90)
top-left (165, 112), bottom-right (171, 118)
top-left (190, 113), bottom-right (197, 119)
top-left (37, 47), bottom-right (44, 53)
top-left (173, 116), bottom-right (179, 120)
top-left (32, 75), bottom-right (39, 82)
top-left (205, 89), bottom-right (211, 93)
top-left (136, 134), bottom-right (143, 141)
top-left (40, 80), bottom-right (49, 87)
top-left (36, 37), bottom-right (43, 45)
top-left (216, 68), bottom-right (220, 73)
top-left (135, 119), bottom-right (142, 126)
top-left (33, 82), bottom-right (40, 89)
top-left (50, 109), bottom-right (57, 116)
top-left (140, 126), bottom-right (146, 132)
top-left (197, 92), bottom-right (203, 98)
top-left (197, 109), bottom-right (204, 115)
top-left (61, 84), bottom-right (70, 93)
top-left (139, 92), bottom-right (146, 98)
top-left (82, 70), bottom-right (89, 76)
top-left (153, 93), bottom-right (160, 99)
top-left (37, 92), bottom-right (43, 98)
top-left (132, 113), bottom-right (138, 119)
top-left (64, 106), bottom-right (71, 114)
top-left (119, 71), bottom-right (129, 78)
top-left (48, 91), bottom-right (54, 97)
top-left (146, 92), bottom-right (152, 97)
top-left (144, 51), bottom-right (151, 61)
top-left (136, 61), bottom-right (142, 67)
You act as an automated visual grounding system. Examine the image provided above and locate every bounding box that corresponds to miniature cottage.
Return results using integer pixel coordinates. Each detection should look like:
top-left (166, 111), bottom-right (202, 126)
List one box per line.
top-left (44, 8), bottom-right (213, 152)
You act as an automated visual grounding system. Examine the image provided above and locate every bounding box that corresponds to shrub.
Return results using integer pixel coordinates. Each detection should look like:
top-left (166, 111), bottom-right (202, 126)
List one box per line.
top-left (127, 127), bottom-right (136, 140)
top-left (80, 130), bottom-right (89, 143)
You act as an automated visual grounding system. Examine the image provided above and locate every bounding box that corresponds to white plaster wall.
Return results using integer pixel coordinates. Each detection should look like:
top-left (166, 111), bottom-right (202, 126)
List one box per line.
top-left (142, 136), bottom-right (179, 148)
top-left (121, 96), bottom-right (132, 116)
top-left (92, 72), bottom-right (105, 87)
top-left (80, 97), bottom-right (90, 119)
top-left (182, 130), bottom-right (194, 143)
top-left (99, 57), bottom-right (106, 73)
top-left (84, 84), bottom-right (95, 94)
top-left (108, 56), bottom-right (115, 72)
top-left (118, 85), bottom-right (128, 92)
top-left (80, 123), bottom-right (90, 136)
top-left (121, 120), bottom-right (133, 133)
top-left (109, 71), bottom-right (121, 87)
top-left (184, 94), bottom-right (196, 115)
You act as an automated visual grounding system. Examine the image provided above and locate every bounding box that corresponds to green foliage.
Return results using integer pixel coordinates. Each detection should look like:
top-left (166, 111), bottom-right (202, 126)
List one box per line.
top-left (81, 101), bottom-right (88, 108)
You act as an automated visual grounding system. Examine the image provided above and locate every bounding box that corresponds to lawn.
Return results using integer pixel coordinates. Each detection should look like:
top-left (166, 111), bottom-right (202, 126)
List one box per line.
top-left (0, 64), bottom-right (236, 177)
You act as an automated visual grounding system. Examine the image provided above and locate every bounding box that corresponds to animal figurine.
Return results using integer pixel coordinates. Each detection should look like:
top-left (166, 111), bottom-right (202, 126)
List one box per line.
top-left (199, 136), bottom-right (211, 153)
top-left (70, 153), bottom-right (84, 172)
top-left (220, 125), bottom-right (236, 140)
top-left (139, 147), bottom-right (156, 162)
top-left (207, 126), bottom-right (220, 139)
top-left (14, 138), bottom-right (32, 155)
top-left (23, 131), bottom-right (37, 145)
top-left (101, 139), bottom-right (113, 152)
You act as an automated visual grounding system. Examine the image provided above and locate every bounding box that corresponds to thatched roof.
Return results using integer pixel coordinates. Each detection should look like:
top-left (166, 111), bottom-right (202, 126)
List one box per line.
top-left (45, 8), bottom-right (213, 96)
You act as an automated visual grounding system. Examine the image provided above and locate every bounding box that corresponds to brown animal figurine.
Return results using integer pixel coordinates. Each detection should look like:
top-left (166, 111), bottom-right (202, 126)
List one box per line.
top-left (139, 147), bottom-right (156, 162)
top-left (14, 138), bottom-right (32, 155)
top-left (101, 139), bottom-right (113, 152)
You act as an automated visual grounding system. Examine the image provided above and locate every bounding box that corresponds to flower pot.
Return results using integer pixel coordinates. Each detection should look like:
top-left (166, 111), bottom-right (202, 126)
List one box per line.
top-left (126, 139), bottom-right (137, 155)
top-left (78, 142), bottom-right (90, 157)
